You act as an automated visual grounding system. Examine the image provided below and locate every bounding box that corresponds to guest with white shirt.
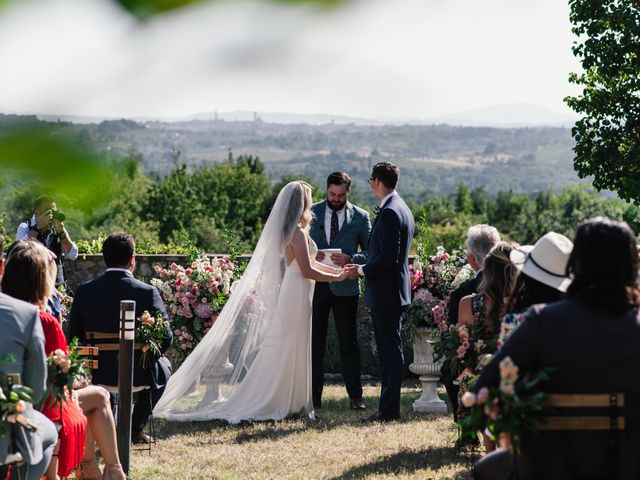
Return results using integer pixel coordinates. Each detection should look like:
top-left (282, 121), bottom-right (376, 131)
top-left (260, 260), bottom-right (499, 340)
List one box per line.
top-left (16, 195), bottom-right (78, 289)
top-left (68, 232), bottom-right (172, 445)
top-left (309, 172), bottom-right (372, 410)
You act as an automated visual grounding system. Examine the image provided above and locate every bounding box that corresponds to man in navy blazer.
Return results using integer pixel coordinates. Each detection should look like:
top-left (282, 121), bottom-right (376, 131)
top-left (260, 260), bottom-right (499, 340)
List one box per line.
top-left (309, 172), bottom-right (372, 410)
top-left (347, 162), bottom-right (415, 422)
top-left (69, 232), bottom-right (172, 444)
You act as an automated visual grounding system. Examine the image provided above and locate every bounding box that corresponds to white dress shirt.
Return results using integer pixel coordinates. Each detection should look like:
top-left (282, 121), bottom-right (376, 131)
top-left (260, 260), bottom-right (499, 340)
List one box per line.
top-left (16, 215), bottom-right (79, 260)
top-left (379, 191), bottom-right (398, 208)
top-left (324, 202), bottom-right (346, 244)
top-left (106, 268), bottom-right (134, 277)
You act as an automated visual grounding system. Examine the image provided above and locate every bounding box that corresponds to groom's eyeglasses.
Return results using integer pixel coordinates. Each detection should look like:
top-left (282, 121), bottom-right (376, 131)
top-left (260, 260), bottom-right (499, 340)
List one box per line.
top-left (367, 177), bottom-right (376, 184)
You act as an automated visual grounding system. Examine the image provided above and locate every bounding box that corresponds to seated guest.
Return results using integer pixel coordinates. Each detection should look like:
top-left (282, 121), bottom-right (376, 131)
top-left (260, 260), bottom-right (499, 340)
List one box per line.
top-left (457, 241), bottom-right (518, 334)
top-left (456, 241), bottom-right (518, 451)
top-left (0, 236), bottom-right (59, 480)
top-left (3, 240), bottom-right (88, 479)
top-left (473, 217), bottom-right (640, 478)
top-left (498, 232), bottom-right (573, 347)
top-left (3, 241), bottom-right (126, 480)
top-left (69, 232), bottom-right (172, 445)
top-left (442, 224), bottom-right (501, 420)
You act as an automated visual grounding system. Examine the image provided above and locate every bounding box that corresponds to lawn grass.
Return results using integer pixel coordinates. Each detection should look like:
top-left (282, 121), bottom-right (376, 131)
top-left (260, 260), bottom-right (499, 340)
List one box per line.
top-left (130, 382), bottom-right (477, 479)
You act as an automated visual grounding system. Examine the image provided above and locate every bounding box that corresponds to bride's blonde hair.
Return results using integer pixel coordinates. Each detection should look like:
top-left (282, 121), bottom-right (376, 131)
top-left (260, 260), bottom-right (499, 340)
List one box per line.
top-left (298, 181), bottom-right (314, 230)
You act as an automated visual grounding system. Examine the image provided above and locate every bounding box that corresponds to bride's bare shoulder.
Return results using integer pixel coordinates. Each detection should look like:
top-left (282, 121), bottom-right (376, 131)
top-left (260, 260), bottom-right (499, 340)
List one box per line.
top-left (291, 226), bottom-right (307, 242)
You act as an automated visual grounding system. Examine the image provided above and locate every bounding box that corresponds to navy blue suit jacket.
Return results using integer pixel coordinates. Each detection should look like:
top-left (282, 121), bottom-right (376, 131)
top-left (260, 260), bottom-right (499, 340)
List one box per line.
top-left (363, 194), bottom-right (415, 310)
top-left (68, 270), bottom-right (172, 389)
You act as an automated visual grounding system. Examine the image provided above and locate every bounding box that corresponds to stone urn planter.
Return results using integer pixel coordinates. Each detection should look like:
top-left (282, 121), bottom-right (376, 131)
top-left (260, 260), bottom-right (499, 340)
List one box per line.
top-left (409, 327), bottom-right (448, 414)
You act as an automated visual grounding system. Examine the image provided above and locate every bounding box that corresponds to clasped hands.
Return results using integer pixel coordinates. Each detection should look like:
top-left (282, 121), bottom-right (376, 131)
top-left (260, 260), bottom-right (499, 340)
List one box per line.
top-left (342, 264), bottom-right (361, 280)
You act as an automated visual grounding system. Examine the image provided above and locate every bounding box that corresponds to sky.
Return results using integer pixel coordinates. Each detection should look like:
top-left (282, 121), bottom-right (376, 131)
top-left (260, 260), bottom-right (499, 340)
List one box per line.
top-left (0, 0), bottom-right (582, 121)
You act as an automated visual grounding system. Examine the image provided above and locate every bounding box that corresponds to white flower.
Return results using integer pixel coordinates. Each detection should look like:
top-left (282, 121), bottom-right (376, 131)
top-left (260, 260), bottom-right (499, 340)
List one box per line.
top-left (461, 391), bottom-right (476, 408)
top-left (451, 264), bottom-right (475, 289)
top-left (500, 380), bottom-right (515, 396)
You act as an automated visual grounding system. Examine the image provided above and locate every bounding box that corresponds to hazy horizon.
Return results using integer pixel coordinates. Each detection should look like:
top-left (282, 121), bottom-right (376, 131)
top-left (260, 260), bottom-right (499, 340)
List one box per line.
top-left (0, 0), bottom-right (581, 121)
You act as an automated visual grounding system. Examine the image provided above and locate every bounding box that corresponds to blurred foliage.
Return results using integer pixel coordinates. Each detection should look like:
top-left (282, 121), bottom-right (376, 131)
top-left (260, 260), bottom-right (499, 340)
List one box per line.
top-left (565, 0), bottom-right (640, 203)
top-left (0, 126), bottom-right (121, 214)
top-left (113, 0), bottom-right (344, 19)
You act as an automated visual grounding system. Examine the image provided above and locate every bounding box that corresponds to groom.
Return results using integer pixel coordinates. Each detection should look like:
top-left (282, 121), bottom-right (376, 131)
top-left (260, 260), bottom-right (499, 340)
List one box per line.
top-left (347, 162), bottom-right (415, 422)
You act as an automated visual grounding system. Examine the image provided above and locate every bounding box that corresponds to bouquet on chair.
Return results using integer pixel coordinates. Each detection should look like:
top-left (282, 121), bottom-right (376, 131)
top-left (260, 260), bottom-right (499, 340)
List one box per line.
top-left (136, 310), bottom-right (170, 369)
top-left (38, 337), bottom-right (88, 410)
top-left (0, 384), bottom-right (37, 434)
top-left (458, 356), bottom-right (553, 451)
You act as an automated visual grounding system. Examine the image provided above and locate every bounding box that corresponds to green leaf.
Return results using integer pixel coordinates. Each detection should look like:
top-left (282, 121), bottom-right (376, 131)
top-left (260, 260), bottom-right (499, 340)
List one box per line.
top-left (115, 0), bottom-right (345, 19)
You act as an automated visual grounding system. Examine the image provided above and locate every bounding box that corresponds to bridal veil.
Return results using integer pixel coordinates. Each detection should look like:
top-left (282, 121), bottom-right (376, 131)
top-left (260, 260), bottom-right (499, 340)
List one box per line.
top-left (153, 181), bottom-right (308, 420)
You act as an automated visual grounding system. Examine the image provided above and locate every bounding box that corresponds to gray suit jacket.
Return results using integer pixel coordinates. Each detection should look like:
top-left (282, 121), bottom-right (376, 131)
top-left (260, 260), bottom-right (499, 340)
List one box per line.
top-left (0, 292), bottom-right (48, 465)
top-left (310, 201), bottom-right (371, 297)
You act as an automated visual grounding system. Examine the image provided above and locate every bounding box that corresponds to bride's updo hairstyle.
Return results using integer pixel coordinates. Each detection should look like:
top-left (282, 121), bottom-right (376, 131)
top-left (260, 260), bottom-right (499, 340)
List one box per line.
top-left (567, 216), bottom-right (640, 313)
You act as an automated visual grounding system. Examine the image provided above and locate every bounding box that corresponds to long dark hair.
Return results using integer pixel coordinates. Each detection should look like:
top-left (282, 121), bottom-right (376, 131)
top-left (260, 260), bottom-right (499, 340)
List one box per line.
top-left (479, 241), bottom-right (519, 332)
top-left (507, 272), bottom-right (564, 313)
top-left (567, 217), bottom-right (640, 313)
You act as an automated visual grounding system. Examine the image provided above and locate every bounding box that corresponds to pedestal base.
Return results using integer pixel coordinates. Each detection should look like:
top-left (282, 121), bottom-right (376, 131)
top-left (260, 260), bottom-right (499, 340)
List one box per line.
top-left (412, 375), bottom-right (448, 414)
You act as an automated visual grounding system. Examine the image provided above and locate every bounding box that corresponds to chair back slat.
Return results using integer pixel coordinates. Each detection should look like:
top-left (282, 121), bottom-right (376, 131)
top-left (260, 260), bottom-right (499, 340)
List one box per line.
top-left (538, 392), bottom-right (625, 431)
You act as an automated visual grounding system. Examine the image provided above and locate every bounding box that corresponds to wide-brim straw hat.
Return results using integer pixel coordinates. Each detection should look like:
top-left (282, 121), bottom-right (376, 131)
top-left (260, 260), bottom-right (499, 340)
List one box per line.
top-left (510, 232), bottom-right (574, 293)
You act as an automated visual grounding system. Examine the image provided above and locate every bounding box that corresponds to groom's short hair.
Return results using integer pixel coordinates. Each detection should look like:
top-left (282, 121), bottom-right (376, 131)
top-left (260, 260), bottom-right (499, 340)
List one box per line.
top-left (327, 172), bottom-right (351, 189)
top-left (103, 232), bottom-right (135, 268)
top-left (371, 162), bottom-right (399, 189)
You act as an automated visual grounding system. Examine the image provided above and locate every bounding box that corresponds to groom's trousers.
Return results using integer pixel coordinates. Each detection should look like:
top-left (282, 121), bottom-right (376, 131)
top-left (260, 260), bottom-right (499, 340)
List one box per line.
top-left (312, 282), bottom-right (363, 407)
top-left (370, 307), bottom-right (404, 418)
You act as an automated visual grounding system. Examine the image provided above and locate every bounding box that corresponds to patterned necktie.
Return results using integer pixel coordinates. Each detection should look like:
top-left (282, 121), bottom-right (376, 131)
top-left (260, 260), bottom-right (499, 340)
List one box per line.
top-left (330, 209), bottom-right (339, 244)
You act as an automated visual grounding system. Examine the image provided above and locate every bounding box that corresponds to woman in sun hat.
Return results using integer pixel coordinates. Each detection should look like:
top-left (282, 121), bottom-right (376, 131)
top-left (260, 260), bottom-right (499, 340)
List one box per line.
top-left (497, 231), bottom-right (573, 348)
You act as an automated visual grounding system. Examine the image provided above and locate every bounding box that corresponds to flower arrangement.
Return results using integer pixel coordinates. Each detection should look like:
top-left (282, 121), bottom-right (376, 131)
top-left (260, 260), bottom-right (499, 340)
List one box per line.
top-left (37, 337), bottom-right (88, 410)
top-left (151, 255), bottom-right (242, 363)
top-left (433, 319), bottom-right (497, 380)
top-left (459, 356), bottom-right (553, 450)
top-left (0, 382), bottom-right (37, 435)
top-left (405, 247), bottom-right (474, 331)
top-left (136, 310), bottom-right (171, 368)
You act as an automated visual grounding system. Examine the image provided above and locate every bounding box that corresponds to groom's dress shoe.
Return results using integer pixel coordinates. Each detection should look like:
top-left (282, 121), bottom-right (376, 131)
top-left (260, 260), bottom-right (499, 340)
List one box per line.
top-left (360, 411), bottom-right (399, 423)
top-left (350, 398), bottom-right (366, 410)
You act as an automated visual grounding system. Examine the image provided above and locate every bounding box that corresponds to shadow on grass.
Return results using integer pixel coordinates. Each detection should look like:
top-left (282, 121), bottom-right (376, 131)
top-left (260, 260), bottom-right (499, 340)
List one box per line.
top-left (327, 446), bottom-right (477, 480)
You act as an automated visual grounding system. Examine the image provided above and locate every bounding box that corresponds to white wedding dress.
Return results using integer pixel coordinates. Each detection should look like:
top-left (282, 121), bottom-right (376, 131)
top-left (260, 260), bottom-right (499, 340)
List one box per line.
top-left (154, 182), bottom-right (317, 423)
top-left (203, 239), bottom-right (317, 423)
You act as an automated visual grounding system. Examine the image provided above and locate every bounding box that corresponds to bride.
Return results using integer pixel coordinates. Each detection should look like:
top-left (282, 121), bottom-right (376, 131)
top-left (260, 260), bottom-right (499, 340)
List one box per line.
top-left (153, 181), bottom-right (349, 423)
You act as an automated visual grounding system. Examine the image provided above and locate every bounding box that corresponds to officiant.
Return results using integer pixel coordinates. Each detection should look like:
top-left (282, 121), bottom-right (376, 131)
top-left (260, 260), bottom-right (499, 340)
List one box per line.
top-left (310, 172), bottom-right (372, 410)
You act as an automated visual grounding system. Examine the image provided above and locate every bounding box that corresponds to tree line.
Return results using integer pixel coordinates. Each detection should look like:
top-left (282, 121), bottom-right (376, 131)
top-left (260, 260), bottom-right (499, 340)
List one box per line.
top-left (1, 153), bottom-right (638, 256)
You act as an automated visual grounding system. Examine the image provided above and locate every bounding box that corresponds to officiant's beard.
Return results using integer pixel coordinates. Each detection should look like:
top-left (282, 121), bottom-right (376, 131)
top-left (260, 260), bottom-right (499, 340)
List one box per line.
top-left (327, 199), bottom-right (346, 211)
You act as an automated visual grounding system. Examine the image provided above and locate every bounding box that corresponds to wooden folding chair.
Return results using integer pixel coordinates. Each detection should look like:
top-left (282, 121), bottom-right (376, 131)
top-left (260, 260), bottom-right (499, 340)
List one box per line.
top-left (536, 393), bottom-right (625, 431)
